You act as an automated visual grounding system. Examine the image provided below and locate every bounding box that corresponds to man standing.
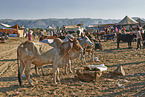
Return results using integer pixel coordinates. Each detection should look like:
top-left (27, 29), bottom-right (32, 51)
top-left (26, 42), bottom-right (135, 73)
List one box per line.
top-left (136, 25), bottom-right (142, 50)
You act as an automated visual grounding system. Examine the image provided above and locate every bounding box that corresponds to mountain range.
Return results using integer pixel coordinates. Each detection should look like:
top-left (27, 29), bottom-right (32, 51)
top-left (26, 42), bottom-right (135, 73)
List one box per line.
top-left (0, 17), bottom-right (144, 29)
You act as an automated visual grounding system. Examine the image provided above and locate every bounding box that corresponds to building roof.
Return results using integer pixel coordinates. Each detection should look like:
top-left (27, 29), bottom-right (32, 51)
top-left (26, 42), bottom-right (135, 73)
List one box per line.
top-left (63, 25), bottom-right (79, 29)
top-left (118, 15), bottom-right (138, 25)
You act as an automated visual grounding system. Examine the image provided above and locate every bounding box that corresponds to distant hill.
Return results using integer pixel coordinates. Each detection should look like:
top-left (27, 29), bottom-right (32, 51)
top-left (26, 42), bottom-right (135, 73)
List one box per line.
top-left (1, 18), bottom-right (140, 29)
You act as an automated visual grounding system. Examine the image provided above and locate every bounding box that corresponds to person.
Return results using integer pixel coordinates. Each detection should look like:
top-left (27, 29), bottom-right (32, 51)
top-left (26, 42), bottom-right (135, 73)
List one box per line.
top-left (32, 31), bottom-right (36, 39)
top-left (136, 25), bottom-right (142, 50)
top-left (129, 27), bottom-right (133, 35)
top-left (28, 31), bottom-right (32, 41)
top-left (142, 30), bottom-right (145, 48)
top-left (122, 26), bottom-right (126, 34)
top-left (76, 30), bottom-right (80, 38)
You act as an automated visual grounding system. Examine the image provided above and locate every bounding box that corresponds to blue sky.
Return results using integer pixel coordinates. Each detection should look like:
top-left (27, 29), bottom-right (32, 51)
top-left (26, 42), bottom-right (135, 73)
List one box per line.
top-left (0, 0), bottom-right (145, 19)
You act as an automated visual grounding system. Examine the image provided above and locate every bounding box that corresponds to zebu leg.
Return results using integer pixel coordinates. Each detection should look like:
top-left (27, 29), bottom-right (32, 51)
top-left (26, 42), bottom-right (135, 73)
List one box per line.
top-left (24, 60), bottom-right (34, 86)
top-left (65, 64), bottom-right (68, 74)
top-left (81, 50), bottom-right (86, 64)
top-left (92, 49), bottom-right (94, 62)
top-left (35, 65), bottom-right (39, 75)
top-left (65, 60), bottom-right (73, 74)
top-left (82, 54), bottom-right (86, 64)
top-left (68, 60), bottom-right (73, 73)
top-left (128, 42), bottom-right (132, 49)
top-left (80, 48), bottom-right (86, 64)
top-left (53, 63), bottom-right (59, 84)
top-left (41, 66), bottom-right (45, 76)
top-left (117, 39), bottom-right (120, 49)
top-left (88, 51), bottom-right (91, 58)
top-left (18, 60), bottom-right (25, 86)
top-left (35, 65), bottom-right (45, 76)
top-left (57, 67), bottom-right (60, 82)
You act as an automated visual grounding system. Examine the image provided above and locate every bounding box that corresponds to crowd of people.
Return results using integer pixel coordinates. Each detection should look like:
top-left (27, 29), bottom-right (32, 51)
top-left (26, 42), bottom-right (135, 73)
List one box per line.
top-left (25, 24), bottom-right (145, 51)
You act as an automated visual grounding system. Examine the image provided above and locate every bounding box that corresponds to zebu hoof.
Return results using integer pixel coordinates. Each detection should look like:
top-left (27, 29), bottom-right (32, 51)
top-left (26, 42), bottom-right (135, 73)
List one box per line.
top-left (42, 73), bottom-right (46, 76)
top-left (54, 81), bottom-right (58, 84)
top-left (29, 83), bottom-right (35, 87)
top-left (65, 71), bottom-right (68, 74)
top-left (82, 61), bottom-right (86, 64)
top-left (69, 70), bottom-right (73, 73)
top-left (128, 47), bottom-right (132, 49)
top-left (19, 84), bottom-right (25, 87)
top-left (36, 73), bottom-right (40, 76)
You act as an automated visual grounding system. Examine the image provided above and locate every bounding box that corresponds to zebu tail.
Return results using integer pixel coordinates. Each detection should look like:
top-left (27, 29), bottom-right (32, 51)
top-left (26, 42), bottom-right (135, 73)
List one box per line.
top-left (17, 46), bottom-right (22, 86)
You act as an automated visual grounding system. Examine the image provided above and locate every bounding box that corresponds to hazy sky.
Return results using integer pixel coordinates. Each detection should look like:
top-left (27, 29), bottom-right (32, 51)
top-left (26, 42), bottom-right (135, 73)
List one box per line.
top-left (0, 0), bottom-right (145, 19)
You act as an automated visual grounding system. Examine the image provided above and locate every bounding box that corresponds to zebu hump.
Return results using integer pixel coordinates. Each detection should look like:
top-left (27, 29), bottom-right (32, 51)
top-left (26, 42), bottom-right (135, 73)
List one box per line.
top-left (34, 42), bottom-right (53, 54)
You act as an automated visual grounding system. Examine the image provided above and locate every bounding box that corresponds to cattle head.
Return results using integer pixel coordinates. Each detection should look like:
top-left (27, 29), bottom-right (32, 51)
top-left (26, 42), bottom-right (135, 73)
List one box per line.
top-left (68, 38), bottom-right (83, 53)
top-left (82, 36), bottom-right (93, 46)
top-left (52, 38), bottom-right (63, 49)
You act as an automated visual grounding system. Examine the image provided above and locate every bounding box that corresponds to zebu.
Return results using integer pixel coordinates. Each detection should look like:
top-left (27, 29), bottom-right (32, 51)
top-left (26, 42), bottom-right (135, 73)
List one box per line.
top-left (17, 38), bottom-right (83, 86)
top-left (117, 33), bottom-right (136, 49)
top-left (37, 36), bottom-right (93, 75)
top-left (65, 36), bottom-right (93, 73)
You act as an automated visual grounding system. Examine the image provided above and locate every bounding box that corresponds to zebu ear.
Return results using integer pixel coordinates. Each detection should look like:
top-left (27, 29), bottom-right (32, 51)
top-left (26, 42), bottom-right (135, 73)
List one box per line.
top-left (68, 37), bottom-right (74, 42)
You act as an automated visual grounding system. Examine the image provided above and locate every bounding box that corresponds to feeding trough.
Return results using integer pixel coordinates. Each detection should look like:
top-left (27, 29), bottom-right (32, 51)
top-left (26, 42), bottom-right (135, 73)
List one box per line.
top-left (76, 64), bottom-right (107, 81)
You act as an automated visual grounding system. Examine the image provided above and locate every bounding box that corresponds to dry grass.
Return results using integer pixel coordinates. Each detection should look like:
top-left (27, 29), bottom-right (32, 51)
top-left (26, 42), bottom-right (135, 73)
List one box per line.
top-left (0, 37), bottom-right (145, 97)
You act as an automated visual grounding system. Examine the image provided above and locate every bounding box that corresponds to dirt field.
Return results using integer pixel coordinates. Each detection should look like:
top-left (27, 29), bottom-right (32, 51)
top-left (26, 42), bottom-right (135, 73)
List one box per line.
top-left (0, 37), bottom-right (145, 97)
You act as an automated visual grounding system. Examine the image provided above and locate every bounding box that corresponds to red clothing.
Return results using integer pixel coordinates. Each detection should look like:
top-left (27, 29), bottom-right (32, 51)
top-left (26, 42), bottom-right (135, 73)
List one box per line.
top-left (28, 32), bottom-right (32, 41)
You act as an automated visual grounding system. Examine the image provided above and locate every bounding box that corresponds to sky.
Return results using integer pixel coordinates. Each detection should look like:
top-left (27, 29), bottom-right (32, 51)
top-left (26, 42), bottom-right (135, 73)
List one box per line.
top-left (0, 0), bottom-right (145, 20)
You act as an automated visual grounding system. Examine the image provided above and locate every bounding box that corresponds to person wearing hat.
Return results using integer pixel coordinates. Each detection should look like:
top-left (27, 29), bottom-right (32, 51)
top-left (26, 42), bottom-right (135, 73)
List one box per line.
top-left (136, 25), bottom-right (142, 50)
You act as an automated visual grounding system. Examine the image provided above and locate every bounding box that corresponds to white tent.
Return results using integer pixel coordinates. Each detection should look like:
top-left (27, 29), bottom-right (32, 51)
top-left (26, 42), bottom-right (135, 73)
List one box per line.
top-left (118, 15), bottom-right (138, 25)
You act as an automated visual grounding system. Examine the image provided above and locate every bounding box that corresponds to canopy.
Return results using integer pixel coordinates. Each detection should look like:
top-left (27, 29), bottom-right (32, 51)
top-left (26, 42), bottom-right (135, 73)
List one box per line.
top-left (118, 15), bottom-right (138, 25)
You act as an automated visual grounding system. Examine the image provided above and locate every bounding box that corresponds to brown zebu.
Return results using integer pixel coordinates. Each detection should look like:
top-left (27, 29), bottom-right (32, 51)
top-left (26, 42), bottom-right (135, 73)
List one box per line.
top-left (17, 38), bottom-right (83, 86)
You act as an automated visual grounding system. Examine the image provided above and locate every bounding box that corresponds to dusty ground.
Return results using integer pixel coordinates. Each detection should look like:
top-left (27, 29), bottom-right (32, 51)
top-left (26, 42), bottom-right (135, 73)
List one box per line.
top-left (0, 37), bottom-right (145, 97)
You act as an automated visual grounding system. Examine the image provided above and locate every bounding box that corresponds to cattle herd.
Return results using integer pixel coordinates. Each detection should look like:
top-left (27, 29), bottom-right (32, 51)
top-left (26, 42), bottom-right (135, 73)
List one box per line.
top-left (17, 35), bottom-right (95, 86)
top-left (17, 31), bottom-right (139, 86)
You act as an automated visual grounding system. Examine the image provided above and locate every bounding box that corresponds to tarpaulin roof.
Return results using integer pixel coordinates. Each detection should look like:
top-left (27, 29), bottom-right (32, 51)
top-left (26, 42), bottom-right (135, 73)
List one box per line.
top-left (0, 23), bottom-right (21, 29)
top-left (0, 23), bottom-right (11, 28)
top-left (9, 24), bottom-right (20, 29)
top-left (118, 15), bottom-right (138, 25)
